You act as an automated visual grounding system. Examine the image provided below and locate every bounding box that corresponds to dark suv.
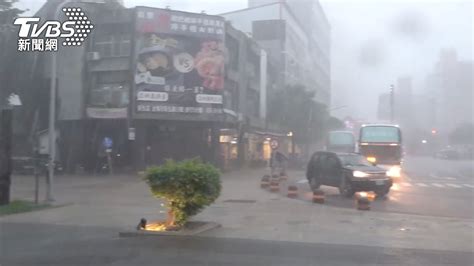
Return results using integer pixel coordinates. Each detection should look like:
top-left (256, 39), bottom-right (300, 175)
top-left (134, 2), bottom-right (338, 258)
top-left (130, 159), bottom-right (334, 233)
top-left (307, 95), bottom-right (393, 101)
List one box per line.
top-left (306, 152), bottom-right (393, 197)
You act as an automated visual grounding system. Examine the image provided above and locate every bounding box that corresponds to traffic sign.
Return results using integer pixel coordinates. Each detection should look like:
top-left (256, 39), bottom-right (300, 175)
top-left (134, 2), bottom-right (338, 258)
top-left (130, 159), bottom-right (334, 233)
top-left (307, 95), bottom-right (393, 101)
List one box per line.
top-left (102, 137), bottom-right (113, 149)
top-left (128, 128), bottom-right (136, 140)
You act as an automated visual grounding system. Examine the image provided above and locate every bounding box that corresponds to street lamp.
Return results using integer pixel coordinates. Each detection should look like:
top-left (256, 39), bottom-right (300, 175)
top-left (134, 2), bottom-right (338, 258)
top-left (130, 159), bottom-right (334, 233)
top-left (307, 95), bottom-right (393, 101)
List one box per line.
top-left (47, 0), bottom-right (104, 202)
top-left (390, 84), bottom-right (395, 123)
top-left (287, 131), bottom-right (295, 157)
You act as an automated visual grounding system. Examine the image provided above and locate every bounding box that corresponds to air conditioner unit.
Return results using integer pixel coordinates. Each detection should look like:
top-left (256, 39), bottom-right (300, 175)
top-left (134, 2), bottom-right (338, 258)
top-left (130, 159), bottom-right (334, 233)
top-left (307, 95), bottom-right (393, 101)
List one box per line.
top-left (86, 52), bottom-right (100, 61)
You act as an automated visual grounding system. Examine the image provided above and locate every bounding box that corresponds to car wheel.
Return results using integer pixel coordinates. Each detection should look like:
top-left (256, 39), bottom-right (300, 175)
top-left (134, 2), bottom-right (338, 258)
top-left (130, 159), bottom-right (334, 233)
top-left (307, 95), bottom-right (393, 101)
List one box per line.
top-left (309, 178), bottom-right (321, 192)
top-left (339, 177), bottom-right (354, 198)
top-left (375, 188), bottom-right (390, 198)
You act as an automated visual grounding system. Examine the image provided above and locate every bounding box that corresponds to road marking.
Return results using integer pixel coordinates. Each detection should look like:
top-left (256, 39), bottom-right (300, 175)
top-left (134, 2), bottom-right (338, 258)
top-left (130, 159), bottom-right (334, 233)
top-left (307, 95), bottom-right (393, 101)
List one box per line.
top-left (403, 173), bottom-right (412, 181)
top-left (416, 183), bottom-right (428, 187)
top-left (431, 183), bottom-right (444, 188)
top-left (401, 182), bottom-right (412, 187)
top-left (463, 184), bottom-right (474, 188)
top-left (446, 183), bottom-right (462, 188)
top-left (429, 173), bottom-right (439, 178)
top-left (444, 177), bottom-right (456, 180)
top-left (297, 179), bottom-right (308, 184)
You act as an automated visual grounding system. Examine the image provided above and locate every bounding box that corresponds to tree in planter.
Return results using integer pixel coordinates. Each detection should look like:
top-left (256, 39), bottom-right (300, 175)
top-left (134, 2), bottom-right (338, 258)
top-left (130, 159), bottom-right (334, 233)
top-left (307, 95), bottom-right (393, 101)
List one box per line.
top-left (267, 84), bottom-right (330, 155)
top-left (145, 158), bottom-right (221, 228)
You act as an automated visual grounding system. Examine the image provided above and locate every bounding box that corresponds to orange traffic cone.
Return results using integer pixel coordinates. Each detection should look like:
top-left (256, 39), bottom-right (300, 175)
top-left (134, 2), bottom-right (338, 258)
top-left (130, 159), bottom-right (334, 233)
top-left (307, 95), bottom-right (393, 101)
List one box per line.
top-left (260, 175), bottom-right (270, 188)
top-left (312, 189), bottom-right (325, 204)
top-left (270, 178), bottom-right (280, 192)
top-left (287, 185), bottom-right (298, 198)
top-left (356, 192), bottom-right (370, 210)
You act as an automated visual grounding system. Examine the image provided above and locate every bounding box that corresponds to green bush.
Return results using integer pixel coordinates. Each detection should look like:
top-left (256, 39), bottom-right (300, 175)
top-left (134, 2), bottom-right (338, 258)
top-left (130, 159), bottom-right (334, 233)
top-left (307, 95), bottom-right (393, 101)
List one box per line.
top-left (145, 158), bottom-right (221, 227)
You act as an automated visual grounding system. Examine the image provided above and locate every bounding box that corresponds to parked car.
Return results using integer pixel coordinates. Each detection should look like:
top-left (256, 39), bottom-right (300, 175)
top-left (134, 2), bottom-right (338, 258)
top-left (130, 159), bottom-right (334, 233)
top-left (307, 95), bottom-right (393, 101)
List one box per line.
top-left (306, 151), bottom-right (393, 197)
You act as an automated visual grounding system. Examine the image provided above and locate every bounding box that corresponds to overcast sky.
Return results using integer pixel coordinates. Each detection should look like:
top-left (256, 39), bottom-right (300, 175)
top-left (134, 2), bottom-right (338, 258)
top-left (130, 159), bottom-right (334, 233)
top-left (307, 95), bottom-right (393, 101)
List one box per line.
top-left (16, 0), bottom-right (473, 120)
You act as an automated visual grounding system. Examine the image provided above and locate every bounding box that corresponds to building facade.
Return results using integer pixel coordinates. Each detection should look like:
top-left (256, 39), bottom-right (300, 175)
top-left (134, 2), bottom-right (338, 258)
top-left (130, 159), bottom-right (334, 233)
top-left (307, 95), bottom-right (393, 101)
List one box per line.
top-left (9, 1), bottom-right (290, 172)
top-left (427, 50), bottom-right (473, 134)
top-left (221, 0), bottom-right (331, 105)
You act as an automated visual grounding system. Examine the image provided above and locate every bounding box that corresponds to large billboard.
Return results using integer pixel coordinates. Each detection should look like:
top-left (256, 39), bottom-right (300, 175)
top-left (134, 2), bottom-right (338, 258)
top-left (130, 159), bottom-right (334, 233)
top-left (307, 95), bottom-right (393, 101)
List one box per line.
top-left (133, 7), bottom-right (226, 120)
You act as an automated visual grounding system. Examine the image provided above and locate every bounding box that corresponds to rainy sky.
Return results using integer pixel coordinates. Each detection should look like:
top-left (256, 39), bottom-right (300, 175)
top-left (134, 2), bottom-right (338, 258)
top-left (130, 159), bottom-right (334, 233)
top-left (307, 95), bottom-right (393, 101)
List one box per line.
top-left (16, 0), bottom-right (474, 121)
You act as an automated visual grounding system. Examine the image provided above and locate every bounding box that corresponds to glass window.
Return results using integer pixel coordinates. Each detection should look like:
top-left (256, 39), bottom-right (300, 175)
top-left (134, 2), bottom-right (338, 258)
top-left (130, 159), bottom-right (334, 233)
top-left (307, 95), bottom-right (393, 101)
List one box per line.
top-left (98, 71), bottom-right (129, 84)
top-left (329, 132), bottom-right (354, 145)
top-left (325, 156), bottom-right (340, 169)
top-left (89, 84), bottom-right (129, 108)
top-left (360, 126), bottom-right (400, 143)
top-left (339, 155), bottom-right (372, 167)
top-left (225, 35), bottom-right (239, 71)
top-left (94, 34), bottom-right (131, 58)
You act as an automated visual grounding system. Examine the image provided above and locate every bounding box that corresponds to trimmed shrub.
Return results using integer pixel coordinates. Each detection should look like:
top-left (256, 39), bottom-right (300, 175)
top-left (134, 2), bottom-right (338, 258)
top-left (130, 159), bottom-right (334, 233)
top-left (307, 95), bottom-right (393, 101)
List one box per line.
top-left (145, 158), bottom-right (221, 227)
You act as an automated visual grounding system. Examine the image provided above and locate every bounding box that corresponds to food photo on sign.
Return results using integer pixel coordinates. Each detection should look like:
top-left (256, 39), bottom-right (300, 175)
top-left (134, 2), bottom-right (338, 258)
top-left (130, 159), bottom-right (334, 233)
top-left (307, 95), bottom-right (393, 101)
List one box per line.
top-left (135, 33), bottom-right (225, 108)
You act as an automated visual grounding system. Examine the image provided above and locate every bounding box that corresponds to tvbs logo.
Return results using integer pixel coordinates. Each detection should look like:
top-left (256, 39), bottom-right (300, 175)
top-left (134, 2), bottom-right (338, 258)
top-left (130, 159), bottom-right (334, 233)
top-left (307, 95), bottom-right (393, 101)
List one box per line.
top-left (13, 7), bottom-right (94, 52)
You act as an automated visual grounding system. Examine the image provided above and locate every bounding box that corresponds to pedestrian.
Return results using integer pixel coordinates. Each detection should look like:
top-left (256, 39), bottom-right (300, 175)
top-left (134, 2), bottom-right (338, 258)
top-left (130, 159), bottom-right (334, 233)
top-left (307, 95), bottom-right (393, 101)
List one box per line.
top-left (270, 150), bottom-right (288, 177)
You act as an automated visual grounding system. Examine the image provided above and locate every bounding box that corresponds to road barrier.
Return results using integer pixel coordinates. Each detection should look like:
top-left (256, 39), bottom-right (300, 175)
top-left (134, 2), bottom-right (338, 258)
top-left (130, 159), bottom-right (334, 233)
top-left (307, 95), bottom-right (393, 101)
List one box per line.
top-left (287, 185), bottom-right (298, 198)
top-left (270, 178), bottom-right (280, 192)
top-left (356, 192), bottom-right (370, 210)
top-left (279, 173), bottom-right (288, 181)
top-left (260, 175), bottom-right (270, 188)
top-left (312, 189), bottom-right (325, 204)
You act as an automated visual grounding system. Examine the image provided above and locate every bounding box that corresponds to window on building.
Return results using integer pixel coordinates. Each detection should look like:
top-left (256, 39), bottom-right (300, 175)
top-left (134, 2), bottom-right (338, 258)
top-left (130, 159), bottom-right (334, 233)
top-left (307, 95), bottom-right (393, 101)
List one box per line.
top-left (224, 79), bottom-right (238, 111)
top-left (246, 88), bottom-right (259, 117)
top-left (94, 32), bottom-right (131, 58)
top-left (89, 84), bottom-right (129, 108)
top-left (89, 71), bottom-right (130, 108)
top-left (226, 35), bottom-right (239, 71)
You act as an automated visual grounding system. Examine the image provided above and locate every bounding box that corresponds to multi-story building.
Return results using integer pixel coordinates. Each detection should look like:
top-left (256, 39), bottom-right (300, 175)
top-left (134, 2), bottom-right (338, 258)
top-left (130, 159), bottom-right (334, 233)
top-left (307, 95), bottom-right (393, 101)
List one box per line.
top-left (221, 0), bottom-right (331, 106)
top-left (428, 50), bottom-right (473, 134)
top-left (376, 93), bottom-right (390, 122)
top-left (9, 1), bottom-right (287, 172)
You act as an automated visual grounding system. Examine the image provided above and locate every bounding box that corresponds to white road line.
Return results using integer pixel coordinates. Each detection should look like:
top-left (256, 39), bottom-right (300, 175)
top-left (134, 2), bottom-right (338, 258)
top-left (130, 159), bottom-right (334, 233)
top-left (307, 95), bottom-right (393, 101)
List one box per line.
top-left (446, 183), bottom-right (462, 188)
top-left (416, 183), bottom-right (428, 187)
top-left (431, 183), bottom-right (444, 188)
top-left (429, 173), bottom-right (439, 178)
top-left (463, 184), bottom-right (474, 188)
top-left (403, 174), bottom-right (412, 181)
top-left (297, 179), bottom-right (308, 184)
top-left (444, 177), bottom-right (456, 180)
top-left (401, 182), bottom-right (412, 187)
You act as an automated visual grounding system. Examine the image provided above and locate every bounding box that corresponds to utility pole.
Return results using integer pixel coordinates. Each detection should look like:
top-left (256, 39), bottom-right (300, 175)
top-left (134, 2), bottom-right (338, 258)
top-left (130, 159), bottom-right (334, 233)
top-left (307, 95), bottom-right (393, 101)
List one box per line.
top-left (390, 84), bottom-right (395, 123)
top-left (0, 108), bottom-right (12, 205)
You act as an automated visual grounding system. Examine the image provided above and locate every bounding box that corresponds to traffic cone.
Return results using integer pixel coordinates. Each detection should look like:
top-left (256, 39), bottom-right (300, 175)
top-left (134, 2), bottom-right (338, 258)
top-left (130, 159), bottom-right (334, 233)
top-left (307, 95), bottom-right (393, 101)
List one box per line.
top-left (270, 177), bottom-right (280, 192)
top-left (279, 172), bottom-right (288, 181)
top-left (260, 175), bottom-right (270, 188)
top-left (312, 189), bottom-right (325, 204)
top-left (356, 192), bottom-right (370, 210)
top-left (287, 185), bottom-right (298, 198)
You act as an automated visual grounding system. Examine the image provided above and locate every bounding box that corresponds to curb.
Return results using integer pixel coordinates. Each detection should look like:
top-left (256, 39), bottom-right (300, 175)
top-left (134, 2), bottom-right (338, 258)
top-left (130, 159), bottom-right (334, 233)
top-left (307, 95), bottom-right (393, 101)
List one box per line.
top-left (119, 221), bottom-right (221, 237)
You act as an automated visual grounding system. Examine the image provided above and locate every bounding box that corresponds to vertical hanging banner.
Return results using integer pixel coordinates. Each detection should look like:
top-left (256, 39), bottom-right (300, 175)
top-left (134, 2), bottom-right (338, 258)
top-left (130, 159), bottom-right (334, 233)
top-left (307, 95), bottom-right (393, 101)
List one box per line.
top-left (133, 7), bottom-right (226, 120)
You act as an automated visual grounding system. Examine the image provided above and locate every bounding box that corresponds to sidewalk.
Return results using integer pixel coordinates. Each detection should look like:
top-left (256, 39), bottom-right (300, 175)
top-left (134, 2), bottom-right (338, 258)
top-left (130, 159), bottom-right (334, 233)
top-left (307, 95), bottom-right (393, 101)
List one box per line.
top-left (3, 168), bottom-right (473, 253)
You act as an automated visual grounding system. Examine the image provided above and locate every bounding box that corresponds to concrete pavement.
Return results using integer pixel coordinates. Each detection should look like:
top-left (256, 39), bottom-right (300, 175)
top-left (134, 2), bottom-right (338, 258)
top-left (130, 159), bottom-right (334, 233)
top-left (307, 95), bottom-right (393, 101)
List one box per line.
top-left (2, 222), bottom-right (473, 266)
top-left (2, 164), bottom-right (474, 254)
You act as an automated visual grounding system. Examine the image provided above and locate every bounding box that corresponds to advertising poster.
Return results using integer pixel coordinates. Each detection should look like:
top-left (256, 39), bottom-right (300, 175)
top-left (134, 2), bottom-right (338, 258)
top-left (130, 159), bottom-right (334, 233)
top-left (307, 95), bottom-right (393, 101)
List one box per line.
top-left (134, 7), bottom-right (226, 120)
